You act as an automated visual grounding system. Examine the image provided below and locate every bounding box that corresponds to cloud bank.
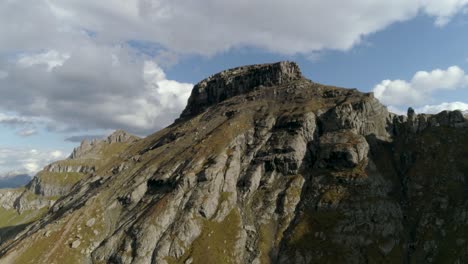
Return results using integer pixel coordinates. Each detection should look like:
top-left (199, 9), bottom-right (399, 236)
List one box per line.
top-left (416, 102), bottom-right (468, 114)
top-left (373, 66), bottom-right (468, 106)
top-left (0, 148), bottom-right (67, 177)
top-left (2, 1), bottom-right (468, 55)
top-left (373, 66), bottom-right (468, 114)
top-left (65, 135), bottom-right (106, 143)
top-left (0, 113), bottom-right (41, 137)
top-left (0, 45), bottom-right (193, 135)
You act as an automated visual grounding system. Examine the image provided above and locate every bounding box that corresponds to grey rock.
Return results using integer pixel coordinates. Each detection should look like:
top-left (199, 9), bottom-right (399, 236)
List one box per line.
top-left (315, 131), bottom-right (369, 169)
top-left (395, 108), bottom-right (468, 134)
top-left (0, 189), bottom-right (22, 210)
top-left (86, 218), bottom-right (96, 227)
top-left (71, 239), bottom-right (81, 249)
top-left (69, 129), bottom-right (139, 159)
top-left (107, 129), bottom-right (140, 144)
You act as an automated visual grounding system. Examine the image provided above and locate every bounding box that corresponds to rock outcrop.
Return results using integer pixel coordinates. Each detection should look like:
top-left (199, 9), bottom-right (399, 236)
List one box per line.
top-left (69, 130), bottom-right (139, 159)
top-left (27, 130), bottom-right (140, 198)
top-left (0, 62), bottom-right (467, 264)
top-left (0, 130), bottom-right (140, 244)
top-left (392, 107), bottom-right (468, 135)
top-left (0, 190), bottom-right (22, 210)
top-left (180, 61), bottom-right (303, 118)
top-left (107, 130), bottom-right (140, 144)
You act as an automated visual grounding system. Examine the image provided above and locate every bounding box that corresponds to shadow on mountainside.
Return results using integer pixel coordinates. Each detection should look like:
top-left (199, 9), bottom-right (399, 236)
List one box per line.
top-left (0, 222), bottom-right (31, 244)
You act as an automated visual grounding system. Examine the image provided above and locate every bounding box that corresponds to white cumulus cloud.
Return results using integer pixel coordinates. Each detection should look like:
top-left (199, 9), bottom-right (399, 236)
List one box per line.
top-left (415, 102), bottom-right (468, 114)
top-left (1, 0), bottom-right (468, 55)
top-left (373, 66), bottom-right (468, 106)
top-left (422, 0), bottom-right (468, 26)
top-left (0, 148), bottom-right (68, 176)
top-left (0, 44), bottom-right (193, 135)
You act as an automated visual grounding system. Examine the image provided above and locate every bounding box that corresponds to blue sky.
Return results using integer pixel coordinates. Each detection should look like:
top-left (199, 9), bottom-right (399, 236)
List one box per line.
top-left (1, 1), bottom-right (468, 176)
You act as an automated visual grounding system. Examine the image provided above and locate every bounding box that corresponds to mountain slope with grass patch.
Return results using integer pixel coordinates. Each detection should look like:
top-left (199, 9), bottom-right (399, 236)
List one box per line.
top-left (0, 62), bottom-right (467, 264)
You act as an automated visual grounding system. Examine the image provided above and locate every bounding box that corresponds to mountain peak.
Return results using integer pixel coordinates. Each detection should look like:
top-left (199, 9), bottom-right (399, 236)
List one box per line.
top-left (69, 130), bottom-right (139, 159)
top-left (106, 129), bottom-right (139, 144)
top-left (180, 61), bottom-right (303, 118)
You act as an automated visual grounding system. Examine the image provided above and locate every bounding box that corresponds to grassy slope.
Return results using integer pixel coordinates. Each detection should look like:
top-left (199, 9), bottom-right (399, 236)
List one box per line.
top-left (0, 140), bottom-right (136, 263)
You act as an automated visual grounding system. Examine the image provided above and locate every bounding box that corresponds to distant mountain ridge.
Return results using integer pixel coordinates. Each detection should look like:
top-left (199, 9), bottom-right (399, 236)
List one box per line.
top-left (0, 173), bottom-right (30, 189)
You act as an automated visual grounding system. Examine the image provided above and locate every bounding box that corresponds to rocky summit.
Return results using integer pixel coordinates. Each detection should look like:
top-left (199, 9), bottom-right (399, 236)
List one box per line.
top-left (0, 61), bottom-right (467, 264)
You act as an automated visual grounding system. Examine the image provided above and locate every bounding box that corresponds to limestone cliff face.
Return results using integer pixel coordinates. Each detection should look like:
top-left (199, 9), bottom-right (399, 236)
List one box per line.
top-left (0, 62), bottom-right (467, 264)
